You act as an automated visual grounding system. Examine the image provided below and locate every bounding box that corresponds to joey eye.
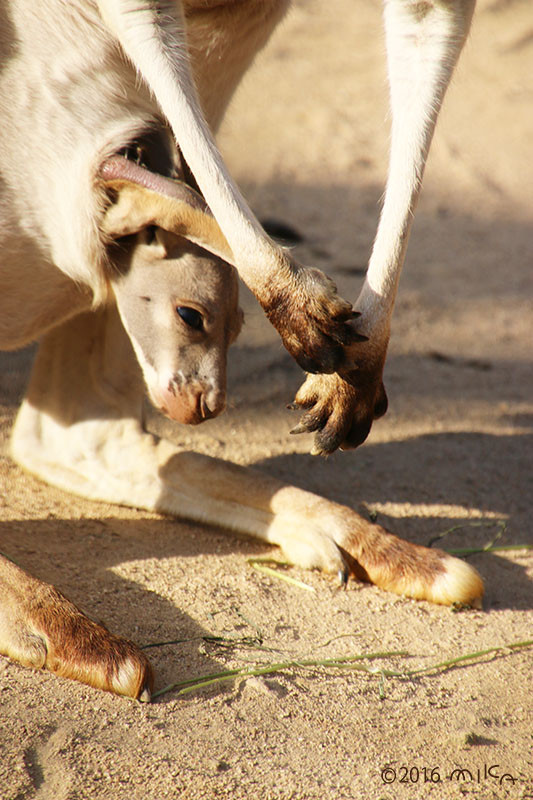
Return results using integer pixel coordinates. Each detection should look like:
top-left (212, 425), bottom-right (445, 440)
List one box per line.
top-left (177, 306), bottom-right (204, 331)
top-left (145, 225), bottom-right (158, 245)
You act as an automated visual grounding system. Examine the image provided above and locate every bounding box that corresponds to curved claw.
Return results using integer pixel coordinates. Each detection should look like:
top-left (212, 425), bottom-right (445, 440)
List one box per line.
top-left (291, 403), bottom-right (330, 436)
top-left (338, 567), bottom-right (349, 588)
top-left (290, 369), bottom-right (388, 456)
top-left (139, 684), bottom-right (152, 703)
top-left (290, 422), bottom-right (311, 436)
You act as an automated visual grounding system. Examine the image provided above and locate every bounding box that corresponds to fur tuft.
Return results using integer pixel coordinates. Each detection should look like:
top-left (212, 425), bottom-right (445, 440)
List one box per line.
top-left (427, 554), bottom-right (484, 608)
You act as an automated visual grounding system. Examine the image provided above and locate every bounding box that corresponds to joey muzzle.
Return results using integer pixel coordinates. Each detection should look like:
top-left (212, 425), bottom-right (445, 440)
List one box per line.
top-left (150, 379), bottom-right (226, 425)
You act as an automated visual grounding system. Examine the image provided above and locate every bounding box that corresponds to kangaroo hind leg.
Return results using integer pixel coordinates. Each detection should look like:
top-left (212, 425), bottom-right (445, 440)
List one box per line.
top-left (0, 554), bottom-right (153, 700)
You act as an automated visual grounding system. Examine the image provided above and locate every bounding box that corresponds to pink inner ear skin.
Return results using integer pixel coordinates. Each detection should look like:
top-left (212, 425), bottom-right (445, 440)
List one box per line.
top-left (99, 156), bottom-right (208, 211)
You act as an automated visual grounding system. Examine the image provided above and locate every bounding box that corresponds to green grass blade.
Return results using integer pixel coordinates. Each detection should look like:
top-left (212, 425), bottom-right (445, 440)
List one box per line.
top-left (248, 560), bottom-right (316, 592)
top-left (152, 640), bottom-right (533, 700)
top-left (153, 651), bottom-right (409, 699)
top-left (446, 543), bottom-right (532, 556)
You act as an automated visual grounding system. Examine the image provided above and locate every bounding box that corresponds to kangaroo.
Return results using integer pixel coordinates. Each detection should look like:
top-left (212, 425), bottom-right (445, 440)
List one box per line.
top-left (0, 0), bottom-right (481, 700)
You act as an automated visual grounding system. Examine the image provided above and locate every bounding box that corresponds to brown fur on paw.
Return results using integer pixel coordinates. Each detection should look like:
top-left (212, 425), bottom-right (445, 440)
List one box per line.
top-left (261, 256), bottom-right (363, 374)
top-left (35, 586), bottom-right (154, 700)
top-left (330, 512), bottom-right (484, 607)
top-left (344, 534), bottom-right (485, 607)
top-left (290, 369), bottom-right (388, 455)
top-left (1, 567), bottom-right (154, 701)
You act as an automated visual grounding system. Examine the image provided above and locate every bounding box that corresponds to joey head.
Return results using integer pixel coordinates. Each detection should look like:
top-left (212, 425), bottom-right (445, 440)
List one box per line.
top-left (110, 227), bottom-right (242, 425)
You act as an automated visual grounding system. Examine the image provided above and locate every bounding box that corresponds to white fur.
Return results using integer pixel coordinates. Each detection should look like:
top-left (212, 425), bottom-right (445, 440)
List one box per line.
top-left (357, 0), bottom-right (475, 341)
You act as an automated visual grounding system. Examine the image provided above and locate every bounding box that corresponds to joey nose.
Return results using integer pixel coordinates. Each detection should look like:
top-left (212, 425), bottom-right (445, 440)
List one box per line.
top-left (153, 381), bottom-right (225, 425)
top-left (201, 389), bottom-right (226, 420)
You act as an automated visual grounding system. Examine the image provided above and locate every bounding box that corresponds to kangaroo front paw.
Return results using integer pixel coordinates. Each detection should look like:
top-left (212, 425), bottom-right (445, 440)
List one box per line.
top-left (261, 257), bottom-right (363, 374)
top-left (290, 369), bottom-right (388, 455)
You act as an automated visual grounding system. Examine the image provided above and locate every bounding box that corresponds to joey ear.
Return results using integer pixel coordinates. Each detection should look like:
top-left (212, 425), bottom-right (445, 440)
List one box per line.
top-left (99, 158), bottom-right (233, 264)
top-left (229, 306), bottom-right (245, 344)
top-left (134, 225), bottom-right (168, 255)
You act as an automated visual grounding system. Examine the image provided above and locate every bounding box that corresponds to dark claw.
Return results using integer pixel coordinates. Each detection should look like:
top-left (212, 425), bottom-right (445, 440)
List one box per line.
top-left (328, 301), bottom-right (355, 322)
top-left (338, 567), bottom-right (349, 588)
top-left (300, 409), bottom-right (330, 434)
top-left (287, 399), bottom-right (314, 412)
top-left (139, 683), bottom-right (152, 703)
top-left (289, 423), bottom-right (309, 435)
top-left (349, 331), bottom-right (369, 343)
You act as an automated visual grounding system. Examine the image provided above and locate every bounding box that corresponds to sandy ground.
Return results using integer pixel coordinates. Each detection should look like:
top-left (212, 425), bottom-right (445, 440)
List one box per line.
top-left (0, 1), bottom-right (532, 798)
